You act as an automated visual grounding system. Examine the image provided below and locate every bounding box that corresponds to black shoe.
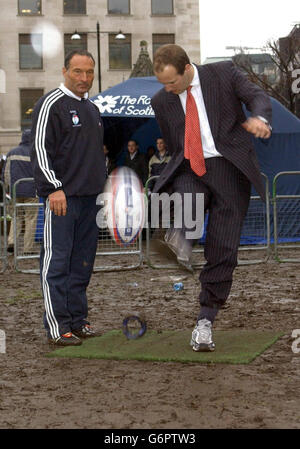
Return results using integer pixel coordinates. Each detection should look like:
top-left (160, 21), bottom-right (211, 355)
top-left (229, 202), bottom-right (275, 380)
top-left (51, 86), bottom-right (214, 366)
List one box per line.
top-left (7, 245), bottom-right (14, 254)
top-left (48, 332), bottom-right (82, 346)
top-left (72, 324), bottom-right (100, 339)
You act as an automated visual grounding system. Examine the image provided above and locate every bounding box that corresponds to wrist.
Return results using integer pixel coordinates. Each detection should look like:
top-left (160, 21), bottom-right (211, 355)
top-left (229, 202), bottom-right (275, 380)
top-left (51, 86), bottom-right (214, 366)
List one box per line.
top-left (256, 116), bottom-right (272, 131)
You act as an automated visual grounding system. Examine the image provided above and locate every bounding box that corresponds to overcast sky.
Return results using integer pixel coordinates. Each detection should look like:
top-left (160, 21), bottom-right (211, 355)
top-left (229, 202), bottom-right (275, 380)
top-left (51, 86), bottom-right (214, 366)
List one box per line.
top-left (199, 0), bottom-right (300, 62)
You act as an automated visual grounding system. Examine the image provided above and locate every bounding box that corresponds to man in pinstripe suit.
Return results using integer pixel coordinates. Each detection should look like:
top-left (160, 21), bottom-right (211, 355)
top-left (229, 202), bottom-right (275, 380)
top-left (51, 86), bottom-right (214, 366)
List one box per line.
top-left (151, 44), bottom-right (272, 352)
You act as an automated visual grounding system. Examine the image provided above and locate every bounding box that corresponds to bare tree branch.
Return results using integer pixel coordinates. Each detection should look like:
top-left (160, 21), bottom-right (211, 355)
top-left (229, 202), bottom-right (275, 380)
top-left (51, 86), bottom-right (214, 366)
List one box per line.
top-left (233, 31), bottom-right (300, 116)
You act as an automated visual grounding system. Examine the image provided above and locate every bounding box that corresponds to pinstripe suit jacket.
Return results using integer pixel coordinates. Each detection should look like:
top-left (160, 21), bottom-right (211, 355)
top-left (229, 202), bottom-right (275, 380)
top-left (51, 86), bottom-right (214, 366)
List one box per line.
top-left (151, 61), bottom-right (272, 200)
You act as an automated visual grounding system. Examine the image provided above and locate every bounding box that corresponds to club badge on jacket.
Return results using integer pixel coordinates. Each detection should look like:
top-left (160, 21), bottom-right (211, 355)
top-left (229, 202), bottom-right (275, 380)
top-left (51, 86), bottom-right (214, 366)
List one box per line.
top-left (70, 110), bottom-right (81, 127)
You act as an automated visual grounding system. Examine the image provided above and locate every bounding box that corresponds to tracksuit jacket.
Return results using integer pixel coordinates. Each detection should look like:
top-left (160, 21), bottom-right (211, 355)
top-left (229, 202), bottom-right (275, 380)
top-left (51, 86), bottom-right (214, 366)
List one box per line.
top-left (30, 86), bottom-right (106, 198)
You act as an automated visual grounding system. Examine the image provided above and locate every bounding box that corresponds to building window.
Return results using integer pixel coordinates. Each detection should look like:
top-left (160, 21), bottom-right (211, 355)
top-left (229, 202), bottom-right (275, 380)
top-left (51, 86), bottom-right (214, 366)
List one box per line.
top-left (108, 0), bottom-right (130, 14)
top-left (64, 34), bottom-right (87, 61)
top-left (19, 34), bottom-right (43, 70)
top-left (18, 0), bottom-right (41, 14)
top-left (152, 34), bottom-right (175, 56)
top-left (63, 0), bottom-right (86, 14)
top-left (151, 0), bottom-right (173, 15)
top-left (109, 34), bottom-right (131, 70)
top-left (20, 89), bottom-right (43, 130)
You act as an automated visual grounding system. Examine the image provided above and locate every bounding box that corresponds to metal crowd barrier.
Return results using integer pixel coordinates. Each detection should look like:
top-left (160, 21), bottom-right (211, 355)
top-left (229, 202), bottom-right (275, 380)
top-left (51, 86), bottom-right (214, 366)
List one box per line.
top-left (12, 178), bottom-right (143, 273)
top-left (0, 181), bottom-right (7, 272)
top-left (12, 178), bottom-right (42, 274)
top-left (94, 224), bottom-right (143, 272)
top-left (94, 189), bottom-right (144, 271)
top-left (145, 173), bottom-right (270, 269)
top-left (10, 171), bottom-right (273, 273)
top-left (237, 173), bottom-right (270, 265)
top-left (273, 171), bottom-right (300, 263)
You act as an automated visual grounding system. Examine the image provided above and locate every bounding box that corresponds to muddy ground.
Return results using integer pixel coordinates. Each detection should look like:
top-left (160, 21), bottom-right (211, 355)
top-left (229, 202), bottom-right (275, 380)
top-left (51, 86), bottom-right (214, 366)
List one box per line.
top-left (0, 247), bottom-right (299, 430)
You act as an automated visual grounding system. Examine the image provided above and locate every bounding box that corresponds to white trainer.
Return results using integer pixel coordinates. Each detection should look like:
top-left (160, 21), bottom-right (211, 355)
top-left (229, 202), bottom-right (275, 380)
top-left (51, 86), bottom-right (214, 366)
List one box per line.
top-left (190, 318), bottom-right (215, 352)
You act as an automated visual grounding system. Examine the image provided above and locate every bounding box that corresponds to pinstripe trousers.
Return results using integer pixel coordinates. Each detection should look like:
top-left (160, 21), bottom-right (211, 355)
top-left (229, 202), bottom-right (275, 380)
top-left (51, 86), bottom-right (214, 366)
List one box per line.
top-left (172, 157), bottom-right (251, 310)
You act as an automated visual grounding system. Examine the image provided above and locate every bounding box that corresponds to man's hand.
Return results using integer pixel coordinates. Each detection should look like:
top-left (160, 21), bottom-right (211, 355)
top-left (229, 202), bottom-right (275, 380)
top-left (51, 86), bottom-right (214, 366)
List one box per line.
top-left (48, 190), bottom-right (67, 216)
top-left (241, 117), bottom-right (271, 139)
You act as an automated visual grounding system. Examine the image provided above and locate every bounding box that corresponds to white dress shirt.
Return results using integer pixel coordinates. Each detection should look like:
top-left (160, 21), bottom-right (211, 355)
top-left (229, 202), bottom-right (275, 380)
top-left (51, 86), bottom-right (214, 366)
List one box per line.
top-left (179, 64), bottom-right (222, 159)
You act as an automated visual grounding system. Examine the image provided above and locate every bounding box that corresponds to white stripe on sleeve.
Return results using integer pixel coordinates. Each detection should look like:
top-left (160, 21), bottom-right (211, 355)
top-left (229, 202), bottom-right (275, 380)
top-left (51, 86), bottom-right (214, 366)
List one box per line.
top-left (35, 89), bottom-right (65, 190)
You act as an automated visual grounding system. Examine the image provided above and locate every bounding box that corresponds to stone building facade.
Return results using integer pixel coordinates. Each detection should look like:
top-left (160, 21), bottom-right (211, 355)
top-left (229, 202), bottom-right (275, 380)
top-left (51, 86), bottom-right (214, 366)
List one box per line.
top-left (0, 0), bottom-right (200, 153)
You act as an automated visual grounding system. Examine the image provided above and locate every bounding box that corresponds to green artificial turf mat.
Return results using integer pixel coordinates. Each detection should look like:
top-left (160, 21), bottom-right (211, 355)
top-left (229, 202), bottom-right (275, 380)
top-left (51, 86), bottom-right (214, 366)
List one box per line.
top-left (46, 329), bottom-right (284, 364)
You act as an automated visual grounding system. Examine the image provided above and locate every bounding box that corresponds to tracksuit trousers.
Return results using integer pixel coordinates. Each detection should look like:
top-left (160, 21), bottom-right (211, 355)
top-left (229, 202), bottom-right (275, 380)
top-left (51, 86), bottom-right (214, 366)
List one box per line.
top-left (40, 195), bottom-right (99, 339)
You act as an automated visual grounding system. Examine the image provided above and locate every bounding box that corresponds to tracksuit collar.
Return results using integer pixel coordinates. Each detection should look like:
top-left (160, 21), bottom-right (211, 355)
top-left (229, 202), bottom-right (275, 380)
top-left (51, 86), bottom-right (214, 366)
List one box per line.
top-left (59, 83), bottom-right (89, 101)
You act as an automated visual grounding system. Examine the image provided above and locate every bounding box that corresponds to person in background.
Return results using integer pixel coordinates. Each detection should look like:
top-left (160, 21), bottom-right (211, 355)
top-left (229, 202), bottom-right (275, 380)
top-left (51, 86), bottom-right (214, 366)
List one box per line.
top-left (2, 129), bottom-right (38, 254)
top-left (0, 155), bottom-right (6, 179)
top-left (147, 137), bottom-right (171, 192)
top-left (103, 144), bottom-right (116, 176)
top-left (146, 145), bottom-right (156, 164)
top-left (123, 139), bottom-right (148, 186)
top-left (0, 155), bottom-right (6, 202)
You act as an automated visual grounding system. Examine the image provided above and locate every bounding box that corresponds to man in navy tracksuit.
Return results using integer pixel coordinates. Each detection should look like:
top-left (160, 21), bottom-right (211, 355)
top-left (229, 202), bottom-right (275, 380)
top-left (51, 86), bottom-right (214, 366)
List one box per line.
top-left (31, 50), bottom-right (106, 346)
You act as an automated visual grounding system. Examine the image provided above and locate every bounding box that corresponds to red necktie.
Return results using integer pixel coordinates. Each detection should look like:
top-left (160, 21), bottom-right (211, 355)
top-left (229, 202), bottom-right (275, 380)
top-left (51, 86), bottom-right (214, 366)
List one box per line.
top-left (184, 86), bottom-right (206, 176)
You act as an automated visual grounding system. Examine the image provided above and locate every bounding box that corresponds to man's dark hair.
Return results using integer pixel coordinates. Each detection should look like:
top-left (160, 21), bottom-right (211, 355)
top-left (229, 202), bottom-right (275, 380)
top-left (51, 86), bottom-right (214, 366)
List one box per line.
top-left (64, 50), bottom-right (95, 70)
top-left (128, 139), bottom-right (138, 146)
top-left (153, 44), bottom-right (190, 75)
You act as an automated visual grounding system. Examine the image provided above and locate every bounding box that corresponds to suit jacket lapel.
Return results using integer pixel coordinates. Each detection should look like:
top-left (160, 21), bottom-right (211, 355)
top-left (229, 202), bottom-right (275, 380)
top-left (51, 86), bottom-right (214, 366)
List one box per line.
top-left (167, 91), bottom-right (185, 120)
top-left (197, 65), bottom-right (220, 141)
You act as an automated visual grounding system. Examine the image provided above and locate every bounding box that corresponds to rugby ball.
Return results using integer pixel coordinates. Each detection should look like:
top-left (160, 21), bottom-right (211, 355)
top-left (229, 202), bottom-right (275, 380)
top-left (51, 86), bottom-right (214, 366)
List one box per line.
top-left (103, 167), bottom-right (145, 246)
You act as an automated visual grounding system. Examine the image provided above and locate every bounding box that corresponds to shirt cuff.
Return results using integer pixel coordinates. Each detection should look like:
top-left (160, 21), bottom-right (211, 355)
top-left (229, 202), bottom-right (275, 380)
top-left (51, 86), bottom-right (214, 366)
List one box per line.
top-left (256, 116), bottom-right (272, 131)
